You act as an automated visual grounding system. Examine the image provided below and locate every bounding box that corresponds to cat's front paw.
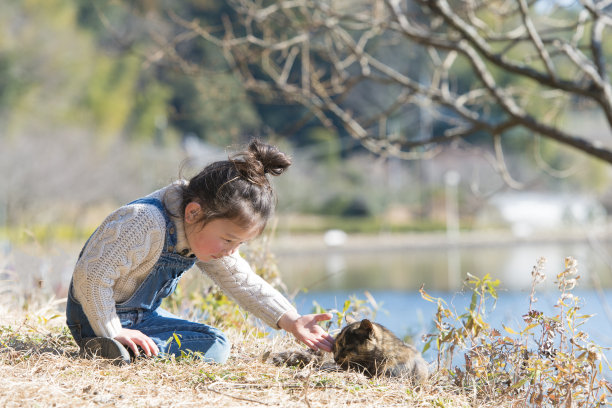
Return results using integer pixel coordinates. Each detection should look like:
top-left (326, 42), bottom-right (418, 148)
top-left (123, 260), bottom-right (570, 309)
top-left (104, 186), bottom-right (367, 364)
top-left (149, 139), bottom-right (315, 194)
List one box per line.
top-left (267, 349), bottom-right (322, 368)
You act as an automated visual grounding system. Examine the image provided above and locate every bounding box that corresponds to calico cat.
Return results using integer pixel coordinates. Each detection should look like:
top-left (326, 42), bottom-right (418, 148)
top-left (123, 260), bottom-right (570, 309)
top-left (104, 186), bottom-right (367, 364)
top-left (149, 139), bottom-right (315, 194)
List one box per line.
top-left (270, 317), bottom-right (428, 382)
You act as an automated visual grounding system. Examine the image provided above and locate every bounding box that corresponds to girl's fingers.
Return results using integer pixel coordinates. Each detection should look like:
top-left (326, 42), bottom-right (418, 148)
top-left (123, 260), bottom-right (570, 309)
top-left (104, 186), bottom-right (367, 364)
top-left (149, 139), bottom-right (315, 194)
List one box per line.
top-left (126, 340), bottom-right (139, 356)
top-left (304, 339), bottom-right (318, 351)
top-left (319, 338), bottom-right (334, 352)
top-left (314, 335), bottom-right (334, 352)
top-left (300, 331), bottom-right (334, 352)
top-left (137, 338), bottom-right (152, 357)
top-left (150, 340), bottom-right (159, 356)
top-left (145, 337), bottom-right (159, 356)
top-left (135, 335), bottom-right (158, 357)
top-left (314, 313), bottom-right (333, 322)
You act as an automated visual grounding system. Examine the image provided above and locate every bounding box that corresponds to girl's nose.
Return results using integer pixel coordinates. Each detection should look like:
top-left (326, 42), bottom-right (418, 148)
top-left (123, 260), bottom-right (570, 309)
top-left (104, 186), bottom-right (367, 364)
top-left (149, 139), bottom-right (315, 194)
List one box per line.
top-left (221, 245), bottom-right (240, 257)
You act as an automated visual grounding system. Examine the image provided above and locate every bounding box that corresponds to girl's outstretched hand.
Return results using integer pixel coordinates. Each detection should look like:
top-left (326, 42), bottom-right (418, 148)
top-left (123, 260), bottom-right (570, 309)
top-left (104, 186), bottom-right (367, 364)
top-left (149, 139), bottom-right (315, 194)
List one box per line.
top-left (278, 311), bottom-right (335, 352)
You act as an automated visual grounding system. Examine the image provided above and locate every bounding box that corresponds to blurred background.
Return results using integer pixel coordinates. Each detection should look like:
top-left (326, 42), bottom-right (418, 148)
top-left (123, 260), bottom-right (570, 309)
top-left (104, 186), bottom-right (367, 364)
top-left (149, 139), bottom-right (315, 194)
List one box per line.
top-left (1, 0), bottom-right (611, 354)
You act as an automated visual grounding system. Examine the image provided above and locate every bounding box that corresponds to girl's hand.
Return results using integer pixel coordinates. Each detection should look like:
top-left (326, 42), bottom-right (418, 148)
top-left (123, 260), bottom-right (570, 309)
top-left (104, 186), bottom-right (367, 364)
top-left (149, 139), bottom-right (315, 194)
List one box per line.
top-left (114, 328), bottom-right (159, 357)
top-left (278, 311), bottom-right (335, 352)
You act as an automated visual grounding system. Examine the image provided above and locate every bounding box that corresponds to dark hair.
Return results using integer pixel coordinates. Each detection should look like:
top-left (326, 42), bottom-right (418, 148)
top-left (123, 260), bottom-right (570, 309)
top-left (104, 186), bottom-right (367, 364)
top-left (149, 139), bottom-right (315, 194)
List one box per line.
top-left (180, 139), bottom-right (291, 233)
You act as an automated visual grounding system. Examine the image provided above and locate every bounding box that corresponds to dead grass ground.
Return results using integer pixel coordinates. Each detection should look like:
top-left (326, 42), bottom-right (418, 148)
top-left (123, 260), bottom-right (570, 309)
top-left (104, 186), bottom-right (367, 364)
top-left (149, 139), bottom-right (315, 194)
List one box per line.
top-left (0, 302), bottom-right (484, 408)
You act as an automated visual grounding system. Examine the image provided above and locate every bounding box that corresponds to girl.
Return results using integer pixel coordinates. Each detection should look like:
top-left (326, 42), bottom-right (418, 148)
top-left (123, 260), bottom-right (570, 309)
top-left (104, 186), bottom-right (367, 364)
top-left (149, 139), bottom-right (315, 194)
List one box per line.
top-left (66, 139), bottom-right (334, 364)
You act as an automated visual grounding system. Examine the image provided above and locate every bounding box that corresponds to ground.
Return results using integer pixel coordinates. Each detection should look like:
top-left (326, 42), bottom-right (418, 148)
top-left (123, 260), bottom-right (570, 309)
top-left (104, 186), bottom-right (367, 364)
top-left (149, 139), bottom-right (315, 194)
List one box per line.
top-left (0, 305), bottom-right (476, 408)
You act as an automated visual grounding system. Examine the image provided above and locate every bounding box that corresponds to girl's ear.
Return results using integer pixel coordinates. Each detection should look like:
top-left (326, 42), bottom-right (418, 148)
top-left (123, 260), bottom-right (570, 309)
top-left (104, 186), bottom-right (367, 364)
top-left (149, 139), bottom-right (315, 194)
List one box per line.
top-left (184, 202), bottom-right (202, 224)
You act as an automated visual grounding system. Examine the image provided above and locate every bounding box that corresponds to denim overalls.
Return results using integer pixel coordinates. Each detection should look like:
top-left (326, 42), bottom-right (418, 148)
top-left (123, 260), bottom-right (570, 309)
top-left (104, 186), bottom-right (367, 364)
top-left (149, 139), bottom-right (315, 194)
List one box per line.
top-left (66, 197), bottom-right (231, 363)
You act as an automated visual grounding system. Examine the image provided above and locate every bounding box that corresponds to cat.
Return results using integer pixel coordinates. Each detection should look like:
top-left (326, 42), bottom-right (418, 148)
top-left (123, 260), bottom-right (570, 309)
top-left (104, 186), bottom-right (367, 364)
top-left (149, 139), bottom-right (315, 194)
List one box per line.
top-left (269, 317), bottom-right (429, 382)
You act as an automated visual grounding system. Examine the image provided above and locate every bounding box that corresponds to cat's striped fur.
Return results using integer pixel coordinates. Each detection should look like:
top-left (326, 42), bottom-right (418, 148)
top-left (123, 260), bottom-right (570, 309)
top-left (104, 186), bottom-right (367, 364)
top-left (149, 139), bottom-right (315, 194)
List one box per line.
top-left (270, 317), bottom-right (428, 381)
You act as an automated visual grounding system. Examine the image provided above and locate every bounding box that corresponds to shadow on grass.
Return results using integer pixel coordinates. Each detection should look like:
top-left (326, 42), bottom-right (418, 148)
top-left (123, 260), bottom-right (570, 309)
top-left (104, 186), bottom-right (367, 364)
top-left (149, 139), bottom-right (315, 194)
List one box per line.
top-left (0, 323), bottom-right (80, 360)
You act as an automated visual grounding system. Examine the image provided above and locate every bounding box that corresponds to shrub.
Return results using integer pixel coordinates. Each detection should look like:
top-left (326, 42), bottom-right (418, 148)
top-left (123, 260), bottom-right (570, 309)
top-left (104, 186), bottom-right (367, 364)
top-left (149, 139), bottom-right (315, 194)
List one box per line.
top-left (422, 257), bottom-right (611, 407)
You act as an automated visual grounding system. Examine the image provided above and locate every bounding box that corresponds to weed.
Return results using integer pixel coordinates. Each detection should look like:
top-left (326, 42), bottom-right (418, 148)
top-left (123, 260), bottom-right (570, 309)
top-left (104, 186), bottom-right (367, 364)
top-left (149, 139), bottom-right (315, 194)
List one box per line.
top-left (2, 231), bottom-right (610, 406)
top-left (312, 290), bottom-right (382, 334)
top-left (422, 257), bottom-right (611, 406)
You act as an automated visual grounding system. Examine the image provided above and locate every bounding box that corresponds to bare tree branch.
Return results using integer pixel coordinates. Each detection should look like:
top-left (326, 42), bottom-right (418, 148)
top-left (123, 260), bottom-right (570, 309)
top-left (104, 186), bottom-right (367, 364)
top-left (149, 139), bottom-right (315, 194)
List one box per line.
top-left (163, 0), bottom-right (612, 167)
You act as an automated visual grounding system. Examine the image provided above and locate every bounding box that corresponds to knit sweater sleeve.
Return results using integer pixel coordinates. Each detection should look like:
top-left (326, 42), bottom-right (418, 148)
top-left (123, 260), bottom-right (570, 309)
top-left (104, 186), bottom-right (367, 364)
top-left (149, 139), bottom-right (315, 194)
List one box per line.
top-left (72, 204), bottom-right (166, 338)
top-left (197, 252), bottom-right (297, 329)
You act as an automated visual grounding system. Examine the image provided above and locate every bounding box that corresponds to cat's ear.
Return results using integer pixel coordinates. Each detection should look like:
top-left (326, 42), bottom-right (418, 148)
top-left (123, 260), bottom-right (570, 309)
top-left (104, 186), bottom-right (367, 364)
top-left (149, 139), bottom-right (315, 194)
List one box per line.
top-left (359, 319), bottom-right (374, 333)
top-left (345, 315), bottom-right (357, 324)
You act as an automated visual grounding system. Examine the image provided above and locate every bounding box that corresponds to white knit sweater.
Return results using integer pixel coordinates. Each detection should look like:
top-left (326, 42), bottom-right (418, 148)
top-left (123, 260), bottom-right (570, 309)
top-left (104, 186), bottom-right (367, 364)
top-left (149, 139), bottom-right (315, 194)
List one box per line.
top-left (72, 182), bottom-right (297, 339)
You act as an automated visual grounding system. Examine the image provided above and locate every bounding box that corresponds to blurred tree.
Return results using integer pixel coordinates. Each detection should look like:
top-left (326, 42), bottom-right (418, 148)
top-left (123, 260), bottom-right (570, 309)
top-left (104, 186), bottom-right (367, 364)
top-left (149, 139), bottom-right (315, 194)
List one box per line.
top-left (303, 126), bottom-right (342, 165)
top-left (160, 0), bottom-right (612, 172)
top-left (72, 0), bottom-right (260, 144)
top-left (0, 0), bottom-right (174, 141)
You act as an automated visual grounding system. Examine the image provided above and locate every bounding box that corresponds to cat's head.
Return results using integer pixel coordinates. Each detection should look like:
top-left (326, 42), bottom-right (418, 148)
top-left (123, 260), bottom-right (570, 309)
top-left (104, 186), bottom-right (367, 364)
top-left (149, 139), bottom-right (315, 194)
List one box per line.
top-left (332, 317), bottom-right (383, 368)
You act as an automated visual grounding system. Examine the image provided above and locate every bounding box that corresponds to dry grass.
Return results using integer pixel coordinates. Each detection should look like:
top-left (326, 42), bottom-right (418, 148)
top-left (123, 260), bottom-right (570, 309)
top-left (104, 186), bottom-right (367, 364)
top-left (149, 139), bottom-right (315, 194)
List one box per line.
top-left (2, 250), bottom-right (609, 407)
top-left (0, 303), bottom-right (485, 408)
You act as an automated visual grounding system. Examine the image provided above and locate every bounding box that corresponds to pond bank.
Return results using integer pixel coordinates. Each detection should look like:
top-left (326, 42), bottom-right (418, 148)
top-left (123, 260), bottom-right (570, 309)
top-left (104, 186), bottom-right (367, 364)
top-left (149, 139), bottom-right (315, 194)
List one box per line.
top-left (269, 226), bottom-right (612, 255)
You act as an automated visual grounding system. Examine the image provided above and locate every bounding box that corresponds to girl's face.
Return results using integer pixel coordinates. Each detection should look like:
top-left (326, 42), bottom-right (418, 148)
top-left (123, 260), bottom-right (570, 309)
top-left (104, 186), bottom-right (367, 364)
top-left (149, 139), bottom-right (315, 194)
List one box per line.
top-left (184, 202), bottom-right (260, 261)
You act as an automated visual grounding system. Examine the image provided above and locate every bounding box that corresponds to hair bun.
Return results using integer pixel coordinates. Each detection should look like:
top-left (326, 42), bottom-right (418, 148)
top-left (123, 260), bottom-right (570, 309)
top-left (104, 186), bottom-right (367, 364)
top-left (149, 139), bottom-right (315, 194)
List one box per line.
top-left (231, 139), bottom-right (291, 185)
top-left (249, 139), bottom-right (292, 176)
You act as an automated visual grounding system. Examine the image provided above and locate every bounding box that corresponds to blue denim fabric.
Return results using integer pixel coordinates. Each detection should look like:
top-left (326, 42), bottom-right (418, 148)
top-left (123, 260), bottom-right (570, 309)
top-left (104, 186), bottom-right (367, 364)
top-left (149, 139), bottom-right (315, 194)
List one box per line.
top-left (66, 197), bottom-right (231, 363)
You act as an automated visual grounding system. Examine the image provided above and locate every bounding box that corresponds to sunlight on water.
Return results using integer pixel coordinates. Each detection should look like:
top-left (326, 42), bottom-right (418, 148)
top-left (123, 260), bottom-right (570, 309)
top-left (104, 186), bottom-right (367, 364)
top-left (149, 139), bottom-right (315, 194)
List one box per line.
top-left (277, 242), bottom-right (612, 292)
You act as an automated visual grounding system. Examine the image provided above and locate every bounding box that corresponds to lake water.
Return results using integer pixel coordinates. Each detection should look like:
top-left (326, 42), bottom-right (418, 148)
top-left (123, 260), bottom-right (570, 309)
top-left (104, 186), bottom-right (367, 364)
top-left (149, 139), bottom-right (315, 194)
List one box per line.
top-left (275, 240), bottom-right (612, 374)
top-left (276, 240), bottom-right (612, 292)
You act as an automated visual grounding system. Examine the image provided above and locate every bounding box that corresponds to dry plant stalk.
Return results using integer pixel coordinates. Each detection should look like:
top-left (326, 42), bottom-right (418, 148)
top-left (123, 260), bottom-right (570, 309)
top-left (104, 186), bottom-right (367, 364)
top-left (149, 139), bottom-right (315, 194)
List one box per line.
top-left (422, 257), bottom-right (611, 407)
top-left (2, 253), bottom-right (609, 407)
top-left (0, 303), bottom-right (472, 408)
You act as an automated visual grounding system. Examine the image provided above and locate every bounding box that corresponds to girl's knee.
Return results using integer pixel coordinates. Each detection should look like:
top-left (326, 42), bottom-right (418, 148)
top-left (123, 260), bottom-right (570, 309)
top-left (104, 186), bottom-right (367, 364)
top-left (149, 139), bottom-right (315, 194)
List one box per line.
top-left (209, 331), bottom-right (231, 364)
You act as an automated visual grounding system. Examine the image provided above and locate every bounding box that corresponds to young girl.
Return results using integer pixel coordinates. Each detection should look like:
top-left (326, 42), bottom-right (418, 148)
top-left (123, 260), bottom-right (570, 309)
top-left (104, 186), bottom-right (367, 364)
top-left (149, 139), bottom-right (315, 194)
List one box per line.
top-left (66, 139), bottom-right (334, 364)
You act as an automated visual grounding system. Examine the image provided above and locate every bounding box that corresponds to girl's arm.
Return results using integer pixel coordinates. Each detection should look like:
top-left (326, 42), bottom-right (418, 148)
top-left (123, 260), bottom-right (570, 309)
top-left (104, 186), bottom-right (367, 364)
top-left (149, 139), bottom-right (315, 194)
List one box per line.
top-left (72, 204), bottom-right (165, 339)
top-left (198, 252), bottom-right (297, 329)
top-left (198, 253), bottom-right (334, 351)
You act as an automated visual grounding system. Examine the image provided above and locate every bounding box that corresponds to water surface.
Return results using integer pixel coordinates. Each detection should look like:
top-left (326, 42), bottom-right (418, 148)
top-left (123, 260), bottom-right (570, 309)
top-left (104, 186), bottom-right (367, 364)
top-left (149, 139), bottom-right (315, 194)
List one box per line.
top-left (276, 240), bottom-right (612, 374)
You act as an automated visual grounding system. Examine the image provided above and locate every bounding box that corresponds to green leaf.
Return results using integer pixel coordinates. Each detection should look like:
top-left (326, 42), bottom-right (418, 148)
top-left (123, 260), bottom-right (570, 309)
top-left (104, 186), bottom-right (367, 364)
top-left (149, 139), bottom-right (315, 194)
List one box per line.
top-left (173, 332), bottom-right (182, 348)
top-left (469, 292), bottom-right (477, 312)
top-left (512, 377), bottom-right (530, 389)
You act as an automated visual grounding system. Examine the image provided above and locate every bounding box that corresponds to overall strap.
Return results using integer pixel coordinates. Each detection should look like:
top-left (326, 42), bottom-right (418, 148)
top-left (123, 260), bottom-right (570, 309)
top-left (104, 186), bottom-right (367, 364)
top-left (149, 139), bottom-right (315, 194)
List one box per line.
top-left (127, 197), bottom-right (168, 221)
top-left (128, 197), bottom-right (179, 252)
